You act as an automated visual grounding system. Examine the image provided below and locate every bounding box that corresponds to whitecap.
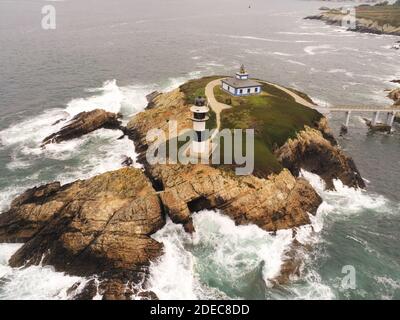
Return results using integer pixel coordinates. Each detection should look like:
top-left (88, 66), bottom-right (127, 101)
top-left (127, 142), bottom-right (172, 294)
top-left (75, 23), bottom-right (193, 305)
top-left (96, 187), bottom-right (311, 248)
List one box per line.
top-left (0, 243), bottom-right (84, 300)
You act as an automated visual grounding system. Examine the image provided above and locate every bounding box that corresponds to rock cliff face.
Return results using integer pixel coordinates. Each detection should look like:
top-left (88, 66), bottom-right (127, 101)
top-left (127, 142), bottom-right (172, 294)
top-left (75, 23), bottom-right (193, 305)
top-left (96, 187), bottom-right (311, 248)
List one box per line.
top-left (127, 88), bottom-right (191, 160)
top-left (0, 168), bottom-right (165, 300)
top-left (149, 164), bottom-right (321, 233)
top-left (42, 109), bottom-right (123, 146)
top-left (275, 126), bottom-right (365, 190)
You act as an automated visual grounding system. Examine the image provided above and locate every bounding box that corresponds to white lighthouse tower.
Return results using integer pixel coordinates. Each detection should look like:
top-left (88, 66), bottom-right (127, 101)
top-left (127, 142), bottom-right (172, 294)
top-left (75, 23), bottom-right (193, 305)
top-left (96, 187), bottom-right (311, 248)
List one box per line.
top-left (190, 96), bottom-right (209, 155)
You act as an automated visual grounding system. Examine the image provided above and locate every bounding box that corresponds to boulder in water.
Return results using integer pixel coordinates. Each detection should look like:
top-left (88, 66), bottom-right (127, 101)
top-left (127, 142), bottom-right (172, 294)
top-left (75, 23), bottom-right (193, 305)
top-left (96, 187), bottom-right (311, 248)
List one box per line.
top-left (42, 109), bottom-right (123, 146)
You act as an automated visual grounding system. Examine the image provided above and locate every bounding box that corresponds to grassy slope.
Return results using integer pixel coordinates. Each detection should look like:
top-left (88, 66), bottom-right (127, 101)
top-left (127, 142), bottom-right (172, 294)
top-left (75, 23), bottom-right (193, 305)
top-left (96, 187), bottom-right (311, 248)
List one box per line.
top-left (215, 83), bottom-right (322, 177)
top-left (180, 75), bottom-right (220, 130)
top-left (356, 5), bottom-right (400, 27)
top-left (179, 77), bottom-right (322, 177)
top-left (327, 4), bottom-right (400, 28)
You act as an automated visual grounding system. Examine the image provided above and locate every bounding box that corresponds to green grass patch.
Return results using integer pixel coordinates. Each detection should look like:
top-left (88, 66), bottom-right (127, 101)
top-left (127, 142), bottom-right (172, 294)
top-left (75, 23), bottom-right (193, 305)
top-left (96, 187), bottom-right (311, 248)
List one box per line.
top-left (216, 82), bottom-right (322, 177)
top-left (206, 108), bottom-right (217, 130)
top-left (178, 76), bottom-right (322, 177)
top-left (180, 75), bottom-right (223, 104)
top-left (356, 6), bottom-right (400, 27)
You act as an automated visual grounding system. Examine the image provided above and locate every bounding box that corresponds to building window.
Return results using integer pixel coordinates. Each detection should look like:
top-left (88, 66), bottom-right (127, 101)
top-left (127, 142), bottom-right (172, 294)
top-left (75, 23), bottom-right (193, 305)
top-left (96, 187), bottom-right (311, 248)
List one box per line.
top-left (255, 88), bottom-right (259, 92)
top-left (247, 88), bottom-right (251, 94)
top-left (239, 89), bottom-right (243, 94)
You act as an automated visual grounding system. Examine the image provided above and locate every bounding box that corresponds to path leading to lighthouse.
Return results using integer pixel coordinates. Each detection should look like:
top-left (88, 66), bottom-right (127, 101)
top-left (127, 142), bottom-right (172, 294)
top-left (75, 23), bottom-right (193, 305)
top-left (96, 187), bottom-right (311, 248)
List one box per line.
top-left (205, 79), bottom-right (232, 130)
top-left (205, 78), bottom-right (319, 130)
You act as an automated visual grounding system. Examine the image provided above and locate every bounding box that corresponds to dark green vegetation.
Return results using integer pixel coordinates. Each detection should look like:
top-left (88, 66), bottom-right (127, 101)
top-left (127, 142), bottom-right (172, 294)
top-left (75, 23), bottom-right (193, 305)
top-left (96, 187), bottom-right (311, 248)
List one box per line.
top-left (180, 75), bottom-right (220, 130)
top-left (180, 76), bottom-right (222, 104)
top-left (206, 109), bottom-right (217, 130)
top-left (214, 82), bottom-right (322, 177)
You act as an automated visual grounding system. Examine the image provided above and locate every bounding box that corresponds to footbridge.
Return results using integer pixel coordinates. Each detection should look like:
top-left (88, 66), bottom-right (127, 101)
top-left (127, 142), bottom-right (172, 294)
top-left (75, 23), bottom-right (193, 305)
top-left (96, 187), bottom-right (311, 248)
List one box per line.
top-left (320, 105), bottom-right (400, 132)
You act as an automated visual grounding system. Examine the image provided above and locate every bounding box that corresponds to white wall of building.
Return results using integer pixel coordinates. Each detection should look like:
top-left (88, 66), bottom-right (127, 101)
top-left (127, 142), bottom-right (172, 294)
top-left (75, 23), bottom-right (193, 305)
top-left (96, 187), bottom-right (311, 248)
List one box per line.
top-left (222, 82), bottom-right (261, 96)
top-left (236, 86), bottom-right (261, 96)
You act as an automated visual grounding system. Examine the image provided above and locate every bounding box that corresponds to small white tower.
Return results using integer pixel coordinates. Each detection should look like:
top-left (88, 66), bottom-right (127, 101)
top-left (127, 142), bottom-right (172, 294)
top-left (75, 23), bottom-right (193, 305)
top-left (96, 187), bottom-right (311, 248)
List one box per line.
top-left (235, 64), bottom-right (249, 80)
top-left (190, 96), bottom-right (209, 154)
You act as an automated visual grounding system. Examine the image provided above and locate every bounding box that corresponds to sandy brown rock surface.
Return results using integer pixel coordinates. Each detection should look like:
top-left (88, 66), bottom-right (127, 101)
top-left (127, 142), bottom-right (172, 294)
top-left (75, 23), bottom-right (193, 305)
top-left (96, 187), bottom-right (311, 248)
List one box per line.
top-left (388, 87), bottom-right (400, 106)
top-left (150, 164), bottom-right (322, 233)
top-left (0, 168), bottom-right (165, 299)
top-left (42, 109), bottom-right (123, 146)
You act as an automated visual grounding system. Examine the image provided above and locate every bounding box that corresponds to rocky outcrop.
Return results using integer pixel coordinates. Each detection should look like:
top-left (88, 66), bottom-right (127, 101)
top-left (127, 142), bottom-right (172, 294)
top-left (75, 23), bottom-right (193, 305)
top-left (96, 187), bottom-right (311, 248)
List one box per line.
top-left (42, 109), bottom-right (123, 146)
top-left (127, 88), bottom-right (191, 160)
top-left (275, 126), bottom-right (365, 190)
top-left (0, 168), bottom-right (165, 300)
top-left (149, 164), bottom-right (322, 233)
top-left (388, 87), bottom-right (400, 106)
top-left (305, 11), bottom-right (400, 36)
top-left (363, 118), bottom-right (392, 133)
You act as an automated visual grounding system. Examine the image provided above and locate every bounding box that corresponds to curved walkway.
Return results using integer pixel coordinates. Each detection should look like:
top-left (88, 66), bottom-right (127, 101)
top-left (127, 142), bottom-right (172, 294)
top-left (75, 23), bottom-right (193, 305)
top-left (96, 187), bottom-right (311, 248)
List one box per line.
top-left (205, 79), bottom-right (232, 130)
top-left (261, 81), bottom-right (316, 108)
top-left (205, 78), bottom-right (318, 130)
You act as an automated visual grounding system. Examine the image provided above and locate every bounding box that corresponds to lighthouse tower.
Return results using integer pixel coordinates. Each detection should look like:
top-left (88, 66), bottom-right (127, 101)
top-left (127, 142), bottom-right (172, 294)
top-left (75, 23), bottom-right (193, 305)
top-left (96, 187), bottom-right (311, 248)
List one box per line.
top-left (236, 64), bottom-right (249, 80)
top-left (190, 96), bottom-right (209, 154)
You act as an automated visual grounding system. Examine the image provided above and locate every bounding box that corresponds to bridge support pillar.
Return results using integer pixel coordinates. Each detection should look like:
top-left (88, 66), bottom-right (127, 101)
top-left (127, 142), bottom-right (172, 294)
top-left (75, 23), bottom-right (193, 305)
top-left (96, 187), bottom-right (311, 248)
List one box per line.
top-left (345, 111), bottom-right (351, 127)
top-left (388, 112), bottom-right (395, 128)
top-left (372, 111), bottom-right (380, 126)
top-left (386, 112), bottom-right (392, 125)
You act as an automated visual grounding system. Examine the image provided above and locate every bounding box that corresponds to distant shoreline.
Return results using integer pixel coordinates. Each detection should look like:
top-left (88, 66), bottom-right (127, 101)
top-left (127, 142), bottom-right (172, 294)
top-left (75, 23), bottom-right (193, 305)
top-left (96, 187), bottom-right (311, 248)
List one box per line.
top-left (305, 5), bottom-right (400, 37)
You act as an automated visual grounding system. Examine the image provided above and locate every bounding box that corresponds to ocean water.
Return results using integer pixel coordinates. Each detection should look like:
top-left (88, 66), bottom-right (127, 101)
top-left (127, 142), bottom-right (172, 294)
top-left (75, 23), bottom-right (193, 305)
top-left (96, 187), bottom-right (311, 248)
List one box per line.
top-left (0, 0), bottom-right (399, 299)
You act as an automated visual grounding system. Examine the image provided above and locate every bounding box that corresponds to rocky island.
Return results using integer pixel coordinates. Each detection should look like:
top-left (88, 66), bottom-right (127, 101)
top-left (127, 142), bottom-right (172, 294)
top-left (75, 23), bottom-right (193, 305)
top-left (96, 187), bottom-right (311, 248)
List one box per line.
top-left (305, 1), bottom-right (400, 36)
top-left (0, 75), bottom-right (365, 299)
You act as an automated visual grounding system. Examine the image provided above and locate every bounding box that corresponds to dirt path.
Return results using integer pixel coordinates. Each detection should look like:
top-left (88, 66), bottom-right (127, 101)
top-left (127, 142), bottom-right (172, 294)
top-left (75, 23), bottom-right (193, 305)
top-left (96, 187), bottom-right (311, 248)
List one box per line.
top-left (205, 79), bottom-right (232, 130)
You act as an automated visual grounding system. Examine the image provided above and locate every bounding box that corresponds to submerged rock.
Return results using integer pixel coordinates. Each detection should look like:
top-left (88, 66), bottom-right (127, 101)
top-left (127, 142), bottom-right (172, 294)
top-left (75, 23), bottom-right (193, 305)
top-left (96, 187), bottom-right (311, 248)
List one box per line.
top-left (121, 156), bottom-right (134, 167)
top-left (0, 168), bottom-right (165, 299)
top-left (42, 109), bottom-right (123, 146)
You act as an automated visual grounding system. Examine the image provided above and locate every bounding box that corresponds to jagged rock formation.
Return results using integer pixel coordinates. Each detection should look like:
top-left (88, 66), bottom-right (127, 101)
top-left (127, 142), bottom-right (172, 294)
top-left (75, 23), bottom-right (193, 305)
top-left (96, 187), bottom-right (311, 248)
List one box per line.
top-left (42, 109), bottom-right (123, 146)
top-left (275, 126), bottom-right (365, 190)
top-left (149, 164), bottom-right (322, 233)
top-left (0, 168), bottom-right (165, 300)
top-left (127, 88), bottom-right (191, 160)
top-left (388, 87), bottom-right (400, 106)
top-left (0, 165), bottom-right (322, 299)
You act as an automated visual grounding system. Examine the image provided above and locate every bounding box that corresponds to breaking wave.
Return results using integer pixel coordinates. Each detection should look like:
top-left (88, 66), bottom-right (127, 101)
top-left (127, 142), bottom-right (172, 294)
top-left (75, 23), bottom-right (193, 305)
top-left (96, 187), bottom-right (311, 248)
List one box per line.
top-left (147, 170), bottom-right (396, 300)
top-left (0, 244), bottom-right (84, 300)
